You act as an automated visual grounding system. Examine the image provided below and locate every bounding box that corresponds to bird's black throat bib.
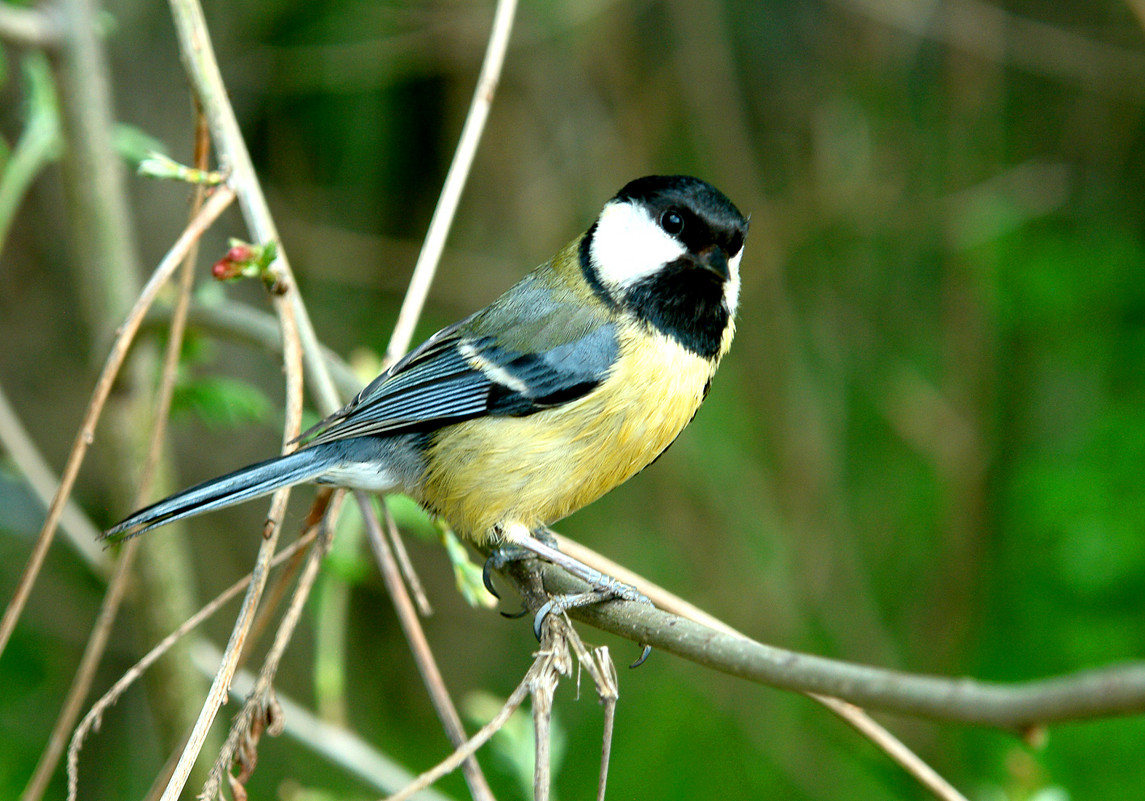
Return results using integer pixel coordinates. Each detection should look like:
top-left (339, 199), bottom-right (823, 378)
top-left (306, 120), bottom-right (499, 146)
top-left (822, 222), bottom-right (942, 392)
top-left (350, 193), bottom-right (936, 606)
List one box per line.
top-left (622, 262), bottom-right (730, 359)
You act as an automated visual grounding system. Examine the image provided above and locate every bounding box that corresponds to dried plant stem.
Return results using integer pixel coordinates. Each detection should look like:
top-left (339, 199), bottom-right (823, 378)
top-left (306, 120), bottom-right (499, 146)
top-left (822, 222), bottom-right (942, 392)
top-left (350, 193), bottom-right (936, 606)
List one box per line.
top-left (387, 610), bottom-right (618, 801)
top-left (0, 3), bottom-right (61, 48)
top-left (386, 680), bottom-right (530, 801)
top-left (204, 494), bottom-right (343, 797)
top-left (810, 694), bottom-right (968, 801)
top-left (190, 641), bottom-right (459, 801)
top-left (383, 0), bottom-right (519, 363)
top-left (362, 493), bottom-right (495, 801)
top-left (158, 295), bottom-right (305, 801)
top-left (66, 531), bottom-right (318, 801)
top-left (23, 118), bottom-right (216, 801)
top-left (25, 535), bottom-right (139, 801)
top-left (383, 500), bottom-right (433, 616)
top-left (0, 185), bottom-right (235, 662)
top-left (367, 2), bottom-right (520, 794)
top-left (0, 381), bottom-right (107, 574)
top-left (167, 0), bottom-right (340, 416)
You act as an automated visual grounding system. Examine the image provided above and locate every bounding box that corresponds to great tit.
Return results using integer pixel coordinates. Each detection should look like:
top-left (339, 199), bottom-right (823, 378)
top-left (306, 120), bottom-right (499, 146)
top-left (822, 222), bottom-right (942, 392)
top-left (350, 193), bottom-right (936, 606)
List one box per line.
top-left (105, 176), bottom-right (748, 576)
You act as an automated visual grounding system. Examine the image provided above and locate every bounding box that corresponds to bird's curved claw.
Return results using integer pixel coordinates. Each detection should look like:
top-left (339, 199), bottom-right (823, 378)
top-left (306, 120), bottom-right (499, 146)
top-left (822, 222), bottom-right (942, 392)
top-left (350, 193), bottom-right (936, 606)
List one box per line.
top-left (533, 598), bottom-right (557, 640)
top-left (483, 543), bottom-right (536, 600)
top-left (482, 554), bottom-right (501, 599)
top-left (630, 644), bottom-right (653, 668)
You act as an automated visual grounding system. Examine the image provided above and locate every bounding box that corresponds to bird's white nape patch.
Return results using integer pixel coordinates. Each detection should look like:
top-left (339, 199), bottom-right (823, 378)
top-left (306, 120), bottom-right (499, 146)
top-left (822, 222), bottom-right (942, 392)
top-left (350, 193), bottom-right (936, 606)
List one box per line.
top-left (589, 200), bottom-right (686, 290)
top-left (724, 248), bottom-right (743, 315)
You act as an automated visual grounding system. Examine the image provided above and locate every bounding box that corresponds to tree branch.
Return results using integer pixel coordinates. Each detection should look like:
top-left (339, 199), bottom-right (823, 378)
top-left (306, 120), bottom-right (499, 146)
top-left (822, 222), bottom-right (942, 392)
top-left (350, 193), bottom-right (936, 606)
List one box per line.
top-left (510, 560), bottom-right (1145, 730)
top-left (0, 3), bottom-right (62, 49)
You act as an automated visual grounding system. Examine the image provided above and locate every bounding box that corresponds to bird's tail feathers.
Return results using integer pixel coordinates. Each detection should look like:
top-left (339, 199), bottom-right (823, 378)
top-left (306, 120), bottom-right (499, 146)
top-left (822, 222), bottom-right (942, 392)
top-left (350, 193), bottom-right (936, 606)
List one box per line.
top-left (103, 448), bottom-right (338, 542)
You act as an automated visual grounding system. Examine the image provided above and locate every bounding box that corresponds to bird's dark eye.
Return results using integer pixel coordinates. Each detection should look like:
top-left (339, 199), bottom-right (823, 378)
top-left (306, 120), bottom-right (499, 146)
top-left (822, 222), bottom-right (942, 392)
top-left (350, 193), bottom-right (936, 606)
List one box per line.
top-left (659, 209), bottom-right (685, 236)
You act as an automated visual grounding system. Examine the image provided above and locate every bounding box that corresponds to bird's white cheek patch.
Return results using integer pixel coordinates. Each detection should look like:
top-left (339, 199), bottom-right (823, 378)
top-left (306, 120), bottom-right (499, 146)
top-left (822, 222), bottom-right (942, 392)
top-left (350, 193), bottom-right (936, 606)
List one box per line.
top-left (724, 249), bottom-right (743, 315)
top-left (590, 201), bottom-right (686, 289)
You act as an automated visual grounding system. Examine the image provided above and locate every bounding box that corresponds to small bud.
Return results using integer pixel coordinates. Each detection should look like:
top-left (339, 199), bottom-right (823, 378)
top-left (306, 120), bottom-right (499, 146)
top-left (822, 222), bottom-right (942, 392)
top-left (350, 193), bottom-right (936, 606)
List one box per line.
top-left (226, 245), bottom-right (253, 263)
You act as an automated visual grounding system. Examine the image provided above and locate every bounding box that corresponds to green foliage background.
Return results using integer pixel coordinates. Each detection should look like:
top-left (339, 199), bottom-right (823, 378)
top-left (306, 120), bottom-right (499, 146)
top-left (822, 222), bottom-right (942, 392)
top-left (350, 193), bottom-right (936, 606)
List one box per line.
top-left (2, 0), bottom-right (1145, 798)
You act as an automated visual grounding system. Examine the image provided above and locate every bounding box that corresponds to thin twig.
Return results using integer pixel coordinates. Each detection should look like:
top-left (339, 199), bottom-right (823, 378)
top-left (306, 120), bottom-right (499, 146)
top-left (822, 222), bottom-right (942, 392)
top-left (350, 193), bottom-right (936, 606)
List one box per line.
top-left (385, 680), bottom-right (531, 801)
top-left (372, 0), bottom-right (519, 686)
top-left (810, 694), bottom-right (968, 801)
top-left (66, 531), bottom-right (318, 801)
top-left (0, 3), bottom-right (61, 49)
top-left (386, 606), bottom-right (574, 801)
top-left (0, 382), bottom-right (107, 574)
top-left (382, 0), bottom-right (519, 364)
top-left (556, 625), bottom-right (618, 801)
top-left (386, 606), bottom-right (621, 801)
top-left (204, 493), bottom-right (343, 797)
top-left (381, 499), bottom-right (433, 617)
top-left (362, 493), bottom-right (496, 801)
top-left (189, 641), bottom-right (460, 801)
top-left (0, 185), bottom-right (235, 662)
top-left (28, 536), bottom-right (140, 801)
top-left (158, 292), bottom-right (305, 801)
top-left (23, 106), bottom-right (215, 801)
top-left (245, 489), bottom-right (335, 659)
top-left (167, 0), bottom-right (340, 416)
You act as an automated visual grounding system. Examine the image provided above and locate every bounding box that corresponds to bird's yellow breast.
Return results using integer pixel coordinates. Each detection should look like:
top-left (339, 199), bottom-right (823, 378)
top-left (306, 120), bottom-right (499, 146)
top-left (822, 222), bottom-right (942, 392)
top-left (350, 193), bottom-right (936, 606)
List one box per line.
top-left (419, 326), bottom-right (727, 545)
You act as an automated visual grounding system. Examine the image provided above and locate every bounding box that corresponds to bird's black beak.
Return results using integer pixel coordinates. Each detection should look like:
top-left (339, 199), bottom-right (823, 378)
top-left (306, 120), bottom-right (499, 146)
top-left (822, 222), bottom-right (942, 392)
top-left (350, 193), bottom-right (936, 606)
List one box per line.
top-left (696, 245), bottom-right (730, 280)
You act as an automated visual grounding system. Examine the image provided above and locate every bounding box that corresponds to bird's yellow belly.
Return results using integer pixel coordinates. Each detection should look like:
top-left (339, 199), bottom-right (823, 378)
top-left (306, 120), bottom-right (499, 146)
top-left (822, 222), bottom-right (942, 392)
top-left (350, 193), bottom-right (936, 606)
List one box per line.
top-left (420, 332), bottom-right (718, 544)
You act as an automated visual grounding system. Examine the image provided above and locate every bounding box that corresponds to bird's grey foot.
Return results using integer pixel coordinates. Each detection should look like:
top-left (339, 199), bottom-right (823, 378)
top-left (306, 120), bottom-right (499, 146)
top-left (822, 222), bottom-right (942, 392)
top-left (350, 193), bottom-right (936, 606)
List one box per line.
top-left (490, 524), bottom-right (655, 666)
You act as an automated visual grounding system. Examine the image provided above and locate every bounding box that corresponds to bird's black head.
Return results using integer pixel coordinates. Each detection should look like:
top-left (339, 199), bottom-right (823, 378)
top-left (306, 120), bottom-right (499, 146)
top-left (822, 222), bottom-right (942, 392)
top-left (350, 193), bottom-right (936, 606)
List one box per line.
top-left (580, 175), bottom-right (749, 358)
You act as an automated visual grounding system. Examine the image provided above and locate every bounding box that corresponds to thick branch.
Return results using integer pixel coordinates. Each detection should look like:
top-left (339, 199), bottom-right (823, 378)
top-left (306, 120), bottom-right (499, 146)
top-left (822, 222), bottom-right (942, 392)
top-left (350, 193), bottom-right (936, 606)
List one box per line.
top-left (512, 562), bottom-right (1145, 731)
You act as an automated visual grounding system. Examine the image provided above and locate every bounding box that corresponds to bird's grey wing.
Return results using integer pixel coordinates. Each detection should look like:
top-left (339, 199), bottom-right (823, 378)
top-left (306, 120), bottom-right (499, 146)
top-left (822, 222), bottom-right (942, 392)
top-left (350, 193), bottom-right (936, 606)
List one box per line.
top-left (302, 304), bottom-right (618, 446)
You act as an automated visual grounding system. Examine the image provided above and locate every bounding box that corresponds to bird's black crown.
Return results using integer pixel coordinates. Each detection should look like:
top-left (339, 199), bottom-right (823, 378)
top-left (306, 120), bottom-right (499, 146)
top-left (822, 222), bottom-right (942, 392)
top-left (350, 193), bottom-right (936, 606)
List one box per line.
top-left (614, 175), bottom-right (748, 258)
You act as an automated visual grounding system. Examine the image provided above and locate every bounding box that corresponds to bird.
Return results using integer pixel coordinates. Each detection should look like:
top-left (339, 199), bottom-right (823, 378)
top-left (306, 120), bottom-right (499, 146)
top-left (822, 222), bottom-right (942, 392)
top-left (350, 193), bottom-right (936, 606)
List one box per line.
top-left (105, 175), bottom-right (748, 617)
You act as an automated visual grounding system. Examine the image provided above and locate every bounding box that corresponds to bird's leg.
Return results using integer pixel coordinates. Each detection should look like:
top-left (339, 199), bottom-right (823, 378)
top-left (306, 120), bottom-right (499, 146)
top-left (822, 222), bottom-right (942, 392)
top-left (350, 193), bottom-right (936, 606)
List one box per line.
top-left (493, 524), bottom-right (653, 664)
top-left (482, 527), bottom-right (561, 598)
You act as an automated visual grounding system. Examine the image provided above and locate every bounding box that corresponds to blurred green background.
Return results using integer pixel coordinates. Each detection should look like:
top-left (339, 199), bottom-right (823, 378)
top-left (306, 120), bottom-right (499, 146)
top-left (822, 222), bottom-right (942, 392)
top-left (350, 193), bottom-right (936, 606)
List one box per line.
top-left (2, 0), bottom-right (1145, 798)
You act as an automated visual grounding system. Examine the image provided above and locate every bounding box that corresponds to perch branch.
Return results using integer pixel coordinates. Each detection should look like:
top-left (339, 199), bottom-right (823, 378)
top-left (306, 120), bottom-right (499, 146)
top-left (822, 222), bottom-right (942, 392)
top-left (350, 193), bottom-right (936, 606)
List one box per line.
top-left (514, 561), bottom-right (1145, 730)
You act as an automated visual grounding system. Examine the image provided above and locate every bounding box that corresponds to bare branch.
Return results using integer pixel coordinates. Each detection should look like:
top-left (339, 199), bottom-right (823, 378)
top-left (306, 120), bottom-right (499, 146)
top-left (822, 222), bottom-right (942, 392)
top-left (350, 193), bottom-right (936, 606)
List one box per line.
top-left (383, 0), bottom-right (520, 364)
top-left (0, 185), bottom-right (235, 661)
top-left (362, 494), bottom-right (496, 801)
top-left (157, 289), bottom-right (305, 801)
top-left (167, 0), bottom-right (340, 416)
top-left (204, 494), bottom-right (342, 797)
top-left (67, 531), bottom-right (319, 801)
top-left (810, 694), bottom-right (968, 801)
top-left (513, 561), bottom-right (1145, 730)
top-left (0, 3), bottom-right (62, 49)
top-left (190, 640), bottom-right (461, 801)
top-left (386, 679), bottom-right (531, 801)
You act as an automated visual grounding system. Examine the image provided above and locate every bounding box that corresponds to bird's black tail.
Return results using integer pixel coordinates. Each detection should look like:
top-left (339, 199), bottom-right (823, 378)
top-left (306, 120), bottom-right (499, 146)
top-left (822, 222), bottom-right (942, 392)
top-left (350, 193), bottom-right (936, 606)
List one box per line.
top-left (103, 447), bottom-right (339, 542)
